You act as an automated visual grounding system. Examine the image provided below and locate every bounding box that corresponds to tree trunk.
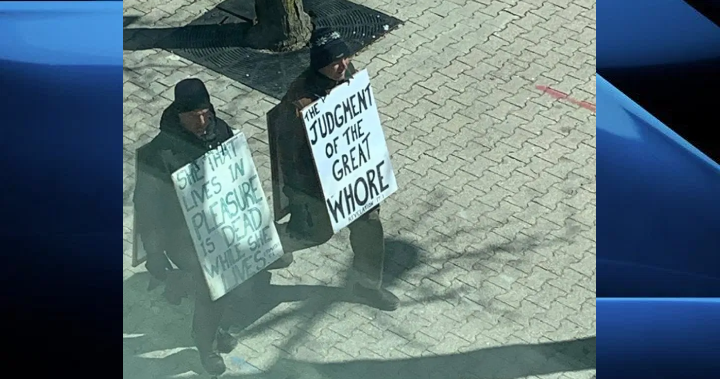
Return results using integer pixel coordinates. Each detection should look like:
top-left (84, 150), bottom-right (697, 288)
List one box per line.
top-left (245, 0), bottom-right (313, 52)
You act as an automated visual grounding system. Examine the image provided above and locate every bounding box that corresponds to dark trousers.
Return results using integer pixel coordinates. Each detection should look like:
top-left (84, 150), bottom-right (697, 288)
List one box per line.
top-left (285, 188), bottom-right (386, 289)
top-left (165, 247), bottom-right (232, 354)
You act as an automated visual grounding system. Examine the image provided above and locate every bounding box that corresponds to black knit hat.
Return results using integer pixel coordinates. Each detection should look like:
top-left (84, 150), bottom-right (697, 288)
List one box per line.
top-left (174, 78), bottom-right (211, 113)
top-left (309, 27), bottom-right (352, 70)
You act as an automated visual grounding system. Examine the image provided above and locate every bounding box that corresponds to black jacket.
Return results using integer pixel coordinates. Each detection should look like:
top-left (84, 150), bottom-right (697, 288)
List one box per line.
top-left (133, 103), bottom-right (233, 269)
top-left (275, 65), bottom-right (357, 198)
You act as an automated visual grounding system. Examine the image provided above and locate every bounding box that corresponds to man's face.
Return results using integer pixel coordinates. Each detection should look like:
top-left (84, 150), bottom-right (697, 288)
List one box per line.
top-left (179, 108), bottom-right (213, 137)
top-left (319, 57), bottom-right (351, 81)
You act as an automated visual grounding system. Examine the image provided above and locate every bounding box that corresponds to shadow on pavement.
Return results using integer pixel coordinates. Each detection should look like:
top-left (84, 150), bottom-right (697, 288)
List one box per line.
top-left (123, 16), bottom-right (140, 28)
top-left (123, 271), bottom-right (203, 378)
top-left (123, 238), bottom-right (429, 378)
top-left (383, 238), bottom-right (421, 282)
top-left (124, 22), bottom-right (254, 51)
top-left (232, 336), bottom-right (596, 379)
top-left (123, 335), bottom-right (202, 379)
top-left (224, 237), bottom-right (425, 332)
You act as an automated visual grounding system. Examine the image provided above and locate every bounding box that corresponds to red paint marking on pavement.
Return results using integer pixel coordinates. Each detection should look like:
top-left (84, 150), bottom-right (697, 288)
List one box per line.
top-left (536, 85), bottom-right (596, 113)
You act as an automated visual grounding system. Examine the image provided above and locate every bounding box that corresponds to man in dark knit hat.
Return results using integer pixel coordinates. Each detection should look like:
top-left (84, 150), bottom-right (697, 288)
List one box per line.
top-left (133, 78), bottom-right (244, 376)
top-left (268, 27), bottom-right (400, 311)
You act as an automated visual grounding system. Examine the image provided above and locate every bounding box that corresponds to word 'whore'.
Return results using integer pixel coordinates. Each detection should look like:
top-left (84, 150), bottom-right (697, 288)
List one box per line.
top-left (326, 160), bottom-right (390, 223)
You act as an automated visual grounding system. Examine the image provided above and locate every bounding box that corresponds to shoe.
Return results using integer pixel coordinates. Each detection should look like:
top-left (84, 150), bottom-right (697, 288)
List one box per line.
top-left (353, 284), bottom-right (399, 311)
top-left (199, 351), bottom-right (226, 376)
top-left (216, 329), bottom-right (238, 354)
top-left (266, 253), bottom-right (294, 270)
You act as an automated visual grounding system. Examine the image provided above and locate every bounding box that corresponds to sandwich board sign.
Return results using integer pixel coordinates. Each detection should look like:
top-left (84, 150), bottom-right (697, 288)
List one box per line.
top-left (131, 143), bottom-right (150, 268)
top-left (170, 132), bottom-right (284, 300)
top-left (300, 69), bottom-right (398, 233)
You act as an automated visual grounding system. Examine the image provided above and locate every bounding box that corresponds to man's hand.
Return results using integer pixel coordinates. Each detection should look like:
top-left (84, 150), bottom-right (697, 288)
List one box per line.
top-left (145, 252), bottom-right (172, 281)
top-left (163, 270), bottom-right (193, 305)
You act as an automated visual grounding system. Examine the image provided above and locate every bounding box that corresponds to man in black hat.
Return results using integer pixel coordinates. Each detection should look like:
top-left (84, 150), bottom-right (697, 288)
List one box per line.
top-left (269, 28), bottom-right (400, 311)
top-left (133, 78), bottom-right (240, 376)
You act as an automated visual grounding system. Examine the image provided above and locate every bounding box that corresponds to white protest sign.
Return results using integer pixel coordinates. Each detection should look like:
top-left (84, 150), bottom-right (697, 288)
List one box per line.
top-left (171, 133), bottom-right (284, 301)
top-left (300, 69), bottom-right (398, 233)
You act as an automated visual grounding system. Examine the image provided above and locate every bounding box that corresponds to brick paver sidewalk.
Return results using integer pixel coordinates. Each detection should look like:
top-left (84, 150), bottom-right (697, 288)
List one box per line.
top-left (123, 0), bottom-right (596, 378)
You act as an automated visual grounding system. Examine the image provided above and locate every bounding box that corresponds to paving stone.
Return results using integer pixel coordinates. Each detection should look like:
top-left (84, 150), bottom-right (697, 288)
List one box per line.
top-left (123, 0), bottom-right (596, 377)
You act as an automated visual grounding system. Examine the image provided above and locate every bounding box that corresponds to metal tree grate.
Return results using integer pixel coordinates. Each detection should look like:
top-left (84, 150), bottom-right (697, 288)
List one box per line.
top-left (160, 0), bottom-right (403, 99)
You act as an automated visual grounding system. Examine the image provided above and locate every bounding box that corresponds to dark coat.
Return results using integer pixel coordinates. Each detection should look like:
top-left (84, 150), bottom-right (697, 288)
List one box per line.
top-left (133, 103), bottom-right (234, 271)
top-left (268, 65), bottom-right (357, 219)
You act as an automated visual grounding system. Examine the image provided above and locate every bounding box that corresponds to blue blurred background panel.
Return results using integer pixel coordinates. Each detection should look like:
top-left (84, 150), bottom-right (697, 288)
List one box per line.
top-left (0, 2), bottom-right (120, 66)
top-left (596, 76), bottom-right (720, 297)
top-left (0, 0), bottom-right (122, 341)
top-left (0, 2), bottom-right (121, 241)
top-left (685, 0), bottom-right (720, 27)
top-left (597, 0), bottom-right (720, 68)
top-left (597, 0), bottom-right (720, 298)
top-left (598, 299), bottom-right (720, 376)
top-left (597, 0), bottom-right (720, 376)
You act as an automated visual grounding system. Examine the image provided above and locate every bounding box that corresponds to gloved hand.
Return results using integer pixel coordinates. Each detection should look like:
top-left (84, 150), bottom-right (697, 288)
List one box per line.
top-left (164, 270), bottom-right (193, 305)
top-left (145, 252), bottom-right (172, 281)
